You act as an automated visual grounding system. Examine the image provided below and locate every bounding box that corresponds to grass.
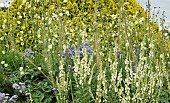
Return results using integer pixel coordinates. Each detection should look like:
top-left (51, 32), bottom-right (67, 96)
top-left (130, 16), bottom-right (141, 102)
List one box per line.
top-left (0, 0), bottom-right (170, 103)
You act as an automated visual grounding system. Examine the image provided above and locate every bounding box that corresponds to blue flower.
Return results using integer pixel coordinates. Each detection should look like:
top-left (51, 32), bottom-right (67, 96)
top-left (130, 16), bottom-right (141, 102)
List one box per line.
top-left (9, 97), bottom-right (14, 102)
top-left (25, 48), bottom-right (34, 54)
top-left (135, 48), bottom-right (140, 54)
top-left (0, 93), bottom-right (10, 101)
top-left (87, 47), bottom-right (93, 54)
top-left (11, 95), bottom-right (18, 99)
top-left (67, 65), bottom-right (74, 72)
top-left (24, 48), bottom-right (34, 59)
top-left (69, 50), bottom-right (74, 55)
top-left (142, 64), bottom-right (144, 68)
top-left (24, 52), bottom-right (30, 57)
top-left (19, 90), bottom-right (23, 93)
top-left (0, 92), bottom-right (5, 100)
top-left (116, 50), bottom-right (122, 60)
top-left (66, 46), bottom-right (71, 52)
top-left (19, 82), bottom-right (25, 89)
top-left (132, 65), bottom-right (136, 73)
top-left (132, 61), bottom-right (136, 73)
top-left (12, 83), bottom-right (20, 90)
top-left (85, 42), bottom-right (89, 46)
top-left (68, 65), bottom-right (72, 69)
top-left (65, 46), bottom-right (75, 58)
top-left (78, 49), bottom-right (83, 57)
top-left (62, 52), bottom-right (66, 57)
top-left (79, 42), bottom-right (93, 55)
top-left (80, 43), bottom-right (84, 49)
